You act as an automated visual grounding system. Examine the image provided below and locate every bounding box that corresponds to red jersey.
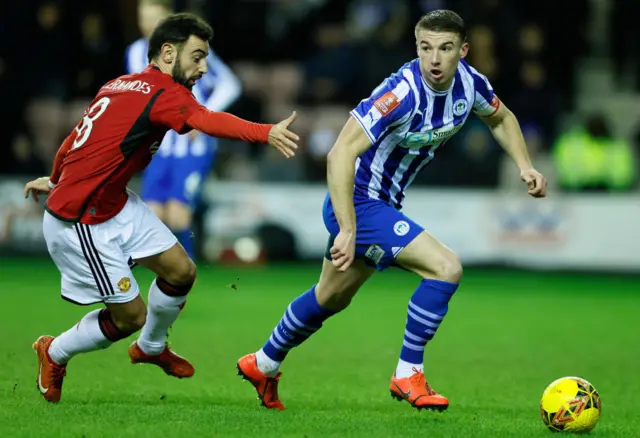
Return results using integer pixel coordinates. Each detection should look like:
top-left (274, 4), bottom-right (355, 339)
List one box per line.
top-left (46, 65), bottom-right (272, 224)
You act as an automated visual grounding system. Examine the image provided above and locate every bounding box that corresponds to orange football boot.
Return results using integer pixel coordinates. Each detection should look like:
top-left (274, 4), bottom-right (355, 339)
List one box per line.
top-left (33, 336), bottom-right (66, 403)
top-left (390, 368), bottom-right (449, 411)
top-left (128, 341), bottom-right (194, 378)
top-left (237, 353), bottom-right (285, 410)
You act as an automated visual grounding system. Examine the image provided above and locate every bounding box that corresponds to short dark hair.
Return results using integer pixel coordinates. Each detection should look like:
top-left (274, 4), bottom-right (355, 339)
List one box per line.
top-left (148, 13), bottom-right (213, 62)
top-left (415, 10), bottom-right (466, 42)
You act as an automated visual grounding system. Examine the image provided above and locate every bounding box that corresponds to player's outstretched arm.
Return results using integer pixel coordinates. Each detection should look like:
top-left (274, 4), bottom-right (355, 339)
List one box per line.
top-left (481, 102), bottom-right (547, 198)
top-left (184, 109), bottom-right (299, 158)
top-left (326, 116), bottom-right (373, 271)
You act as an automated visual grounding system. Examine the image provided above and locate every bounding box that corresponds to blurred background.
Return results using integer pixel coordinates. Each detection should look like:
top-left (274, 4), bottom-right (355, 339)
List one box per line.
top-left (0, 0), bottom-right (639, 272)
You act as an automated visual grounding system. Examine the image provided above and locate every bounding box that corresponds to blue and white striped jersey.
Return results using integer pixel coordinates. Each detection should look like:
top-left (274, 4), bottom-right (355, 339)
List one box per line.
top-left (350, 58), bottom-right (500, 209)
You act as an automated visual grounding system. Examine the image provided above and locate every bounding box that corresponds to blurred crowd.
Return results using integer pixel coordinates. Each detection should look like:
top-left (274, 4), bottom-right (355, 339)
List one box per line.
top-left (0, 0), bottom-right (638, 192)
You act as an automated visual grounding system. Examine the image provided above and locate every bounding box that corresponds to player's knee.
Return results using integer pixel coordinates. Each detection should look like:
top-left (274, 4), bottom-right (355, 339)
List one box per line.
top-left (163, 258), bottom-right (196, 290)
top-left (111, 310), bottom-right (146, 334)
top-left (315, 283), bottom-right (357, 311)
top-left (431, 255), bottom-right (463, 283)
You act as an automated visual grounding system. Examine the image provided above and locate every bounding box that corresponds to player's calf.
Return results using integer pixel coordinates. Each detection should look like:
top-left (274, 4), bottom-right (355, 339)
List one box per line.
top-left (393, 231), bottom-right (461, 383)
top-left (132, 244), bottom-right (197, 370)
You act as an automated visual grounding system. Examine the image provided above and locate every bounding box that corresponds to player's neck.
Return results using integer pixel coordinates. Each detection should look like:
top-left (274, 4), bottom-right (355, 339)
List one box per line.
top-left (151, 61), bottom-right (173, 77)
top-left (421, 74), bottom-right (454, 93)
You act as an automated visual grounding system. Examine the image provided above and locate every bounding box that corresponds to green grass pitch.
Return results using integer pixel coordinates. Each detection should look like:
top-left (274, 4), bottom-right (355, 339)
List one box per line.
top-left (1, 257), bottom-right (638, 437)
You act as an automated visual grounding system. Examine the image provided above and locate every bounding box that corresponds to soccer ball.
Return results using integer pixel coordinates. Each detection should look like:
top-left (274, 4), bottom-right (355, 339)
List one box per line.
top-left (540, 376), bottom-right (601, 433)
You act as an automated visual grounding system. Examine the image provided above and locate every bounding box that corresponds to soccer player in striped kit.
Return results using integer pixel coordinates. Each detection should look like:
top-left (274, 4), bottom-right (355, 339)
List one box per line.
top-left (126, 0), bottom-right (242, 259)
top-left (237, 10), bottom-right (547, 411)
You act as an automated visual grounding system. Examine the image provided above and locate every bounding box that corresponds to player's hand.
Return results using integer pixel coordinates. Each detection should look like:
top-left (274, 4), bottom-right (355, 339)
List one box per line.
top-left (24, 176), bottom-right (52, 203)
top-left (330, 229), bottom-right (356, 272)
top-left (268, 111), bottom-right (299, 159)
top-left (520, 168), bottom-right (547, 198)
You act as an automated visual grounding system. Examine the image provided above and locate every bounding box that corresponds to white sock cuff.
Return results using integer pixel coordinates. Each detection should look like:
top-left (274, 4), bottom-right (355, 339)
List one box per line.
top-left (149, 279), bottom-right (188, 309)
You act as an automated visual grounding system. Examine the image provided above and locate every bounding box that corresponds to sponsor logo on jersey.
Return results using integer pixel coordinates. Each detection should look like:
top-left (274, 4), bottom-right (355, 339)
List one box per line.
top-left (400, 123), bottom-right (464, 149)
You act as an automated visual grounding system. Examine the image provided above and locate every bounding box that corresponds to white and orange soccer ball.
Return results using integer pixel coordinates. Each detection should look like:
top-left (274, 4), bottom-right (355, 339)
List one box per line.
top-left (540, 376), bottom-right (601, 433)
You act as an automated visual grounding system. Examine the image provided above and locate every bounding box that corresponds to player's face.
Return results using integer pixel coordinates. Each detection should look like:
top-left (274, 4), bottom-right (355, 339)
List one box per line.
top-left (172, 36), bottom-right (209, 90)
top-left (416, 29), bottom-right (468, 91)
top-left (138, 4), bottom-right (170, 39)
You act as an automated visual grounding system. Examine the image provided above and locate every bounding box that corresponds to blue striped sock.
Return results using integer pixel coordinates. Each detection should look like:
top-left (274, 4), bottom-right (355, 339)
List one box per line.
top-left (261, 286), bottom-right (336, 362)
top-left (400, 279), bottom-right (459, 365)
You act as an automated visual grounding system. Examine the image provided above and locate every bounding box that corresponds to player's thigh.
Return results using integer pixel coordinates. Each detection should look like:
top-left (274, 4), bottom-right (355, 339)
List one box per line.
top-left (118, 193), bottom-right (194, 285)
top-left (164, 200), bottom-right (193, 231)
top-left (135, 243), bottom-right (196, 287)
top-left (42, 211), bottom-right (141, 307)
top-left (316, 257), bottom-right (375, 311)
top-left (394, 231), bottom-right (462, 283)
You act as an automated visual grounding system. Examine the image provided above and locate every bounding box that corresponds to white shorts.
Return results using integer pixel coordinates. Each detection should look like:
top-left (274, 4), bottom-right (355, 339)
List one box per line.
top-left (43, 192), bottom-right (178, 305)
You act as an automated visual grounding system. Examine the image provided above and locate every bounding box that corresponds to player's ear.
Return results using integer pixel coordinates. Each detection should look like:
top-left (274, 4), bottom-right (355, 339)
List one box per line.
top-left (161, 42), bottom-right (176, 64)
top-left (460, 42), bottom-right (469, 59)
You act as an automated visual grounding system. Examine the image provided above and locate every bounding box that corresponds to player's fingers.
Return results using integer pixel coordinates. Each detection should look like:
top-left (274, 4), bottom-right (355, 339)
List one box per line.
top-left (24, 185), bottom-right (31, 199)
top-left (279, 136), bottom-right (298, 151)
top-left (282, 128), bottom-right (300, 142)
top-left (280, 143), bottom-right (296, 159)
top-left (31, 190), bottom-right (39, 203)
top-left (277, 144), bottom-right (294, 159)
top-left (338, 257), bottom-right (353, 272)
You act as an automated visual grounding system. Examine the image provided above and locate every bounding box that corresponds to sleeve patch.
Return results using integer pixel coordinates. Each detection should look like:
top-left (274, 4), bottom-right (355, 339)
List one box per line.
top-left (373, 91), bottom-right (401, 117)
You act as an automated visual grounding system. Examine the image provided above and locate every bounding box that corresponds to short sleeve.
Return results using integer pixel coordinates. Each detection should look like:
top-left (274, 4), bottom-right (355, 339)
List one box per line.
top-left (467, 65), bottom-right (501, 117)
top-left (149, 86), bottom-right (202, 134)
top-left (350, 72), bottom-right (416, 144)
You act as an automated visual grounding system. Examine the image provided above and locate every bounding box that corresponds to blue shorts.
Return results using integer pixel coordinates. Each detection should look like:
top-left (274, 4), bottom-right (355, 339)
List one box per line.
top-left (322, 193), bottom-right (423, 271)
top-left (141, 131), bottom-right (216, 208)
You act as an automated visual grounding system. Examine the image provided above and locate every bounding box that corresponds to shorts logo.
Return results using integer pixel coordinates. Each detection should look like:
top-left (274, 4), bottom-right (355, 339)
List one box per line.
top-left (453, 99), bottom-right (468, 116)
top-left (373, 91), bottom-right (401, 117)
top-left (365, 244), bottom-right (385, 264)
top-left (393, 220), bottom-right (410, 236)
top-left (117, 277), bottom-right (131, 293)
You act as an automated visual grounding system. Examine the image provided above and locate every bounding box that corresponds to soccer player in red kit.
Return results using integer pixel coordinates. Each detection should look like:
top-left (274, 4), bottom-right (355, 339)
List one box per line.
top-left (23, 13), bottom-right (299, 403)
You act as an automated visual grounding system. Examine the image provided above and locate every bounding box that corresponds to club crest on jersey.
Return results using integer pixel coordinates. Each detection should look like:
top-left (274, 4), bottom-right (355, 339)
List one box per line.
top-left (453, 99), bottom-right (468, 116)
top-left (374, 91), bottom-right (401, 116)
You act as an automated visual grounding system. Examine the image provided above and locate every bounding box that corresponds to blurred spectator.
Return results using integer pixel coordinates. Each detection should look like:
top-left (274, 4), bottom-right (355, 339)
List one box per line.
top-left (552, 114), bottom-right (637, 192)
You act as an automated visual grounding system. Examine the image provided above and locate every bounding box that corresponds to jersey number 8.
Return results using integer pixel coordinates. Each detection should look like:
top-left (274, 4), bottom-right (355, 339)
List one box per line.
top-left (73, 97), bottom-right (111, 149)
